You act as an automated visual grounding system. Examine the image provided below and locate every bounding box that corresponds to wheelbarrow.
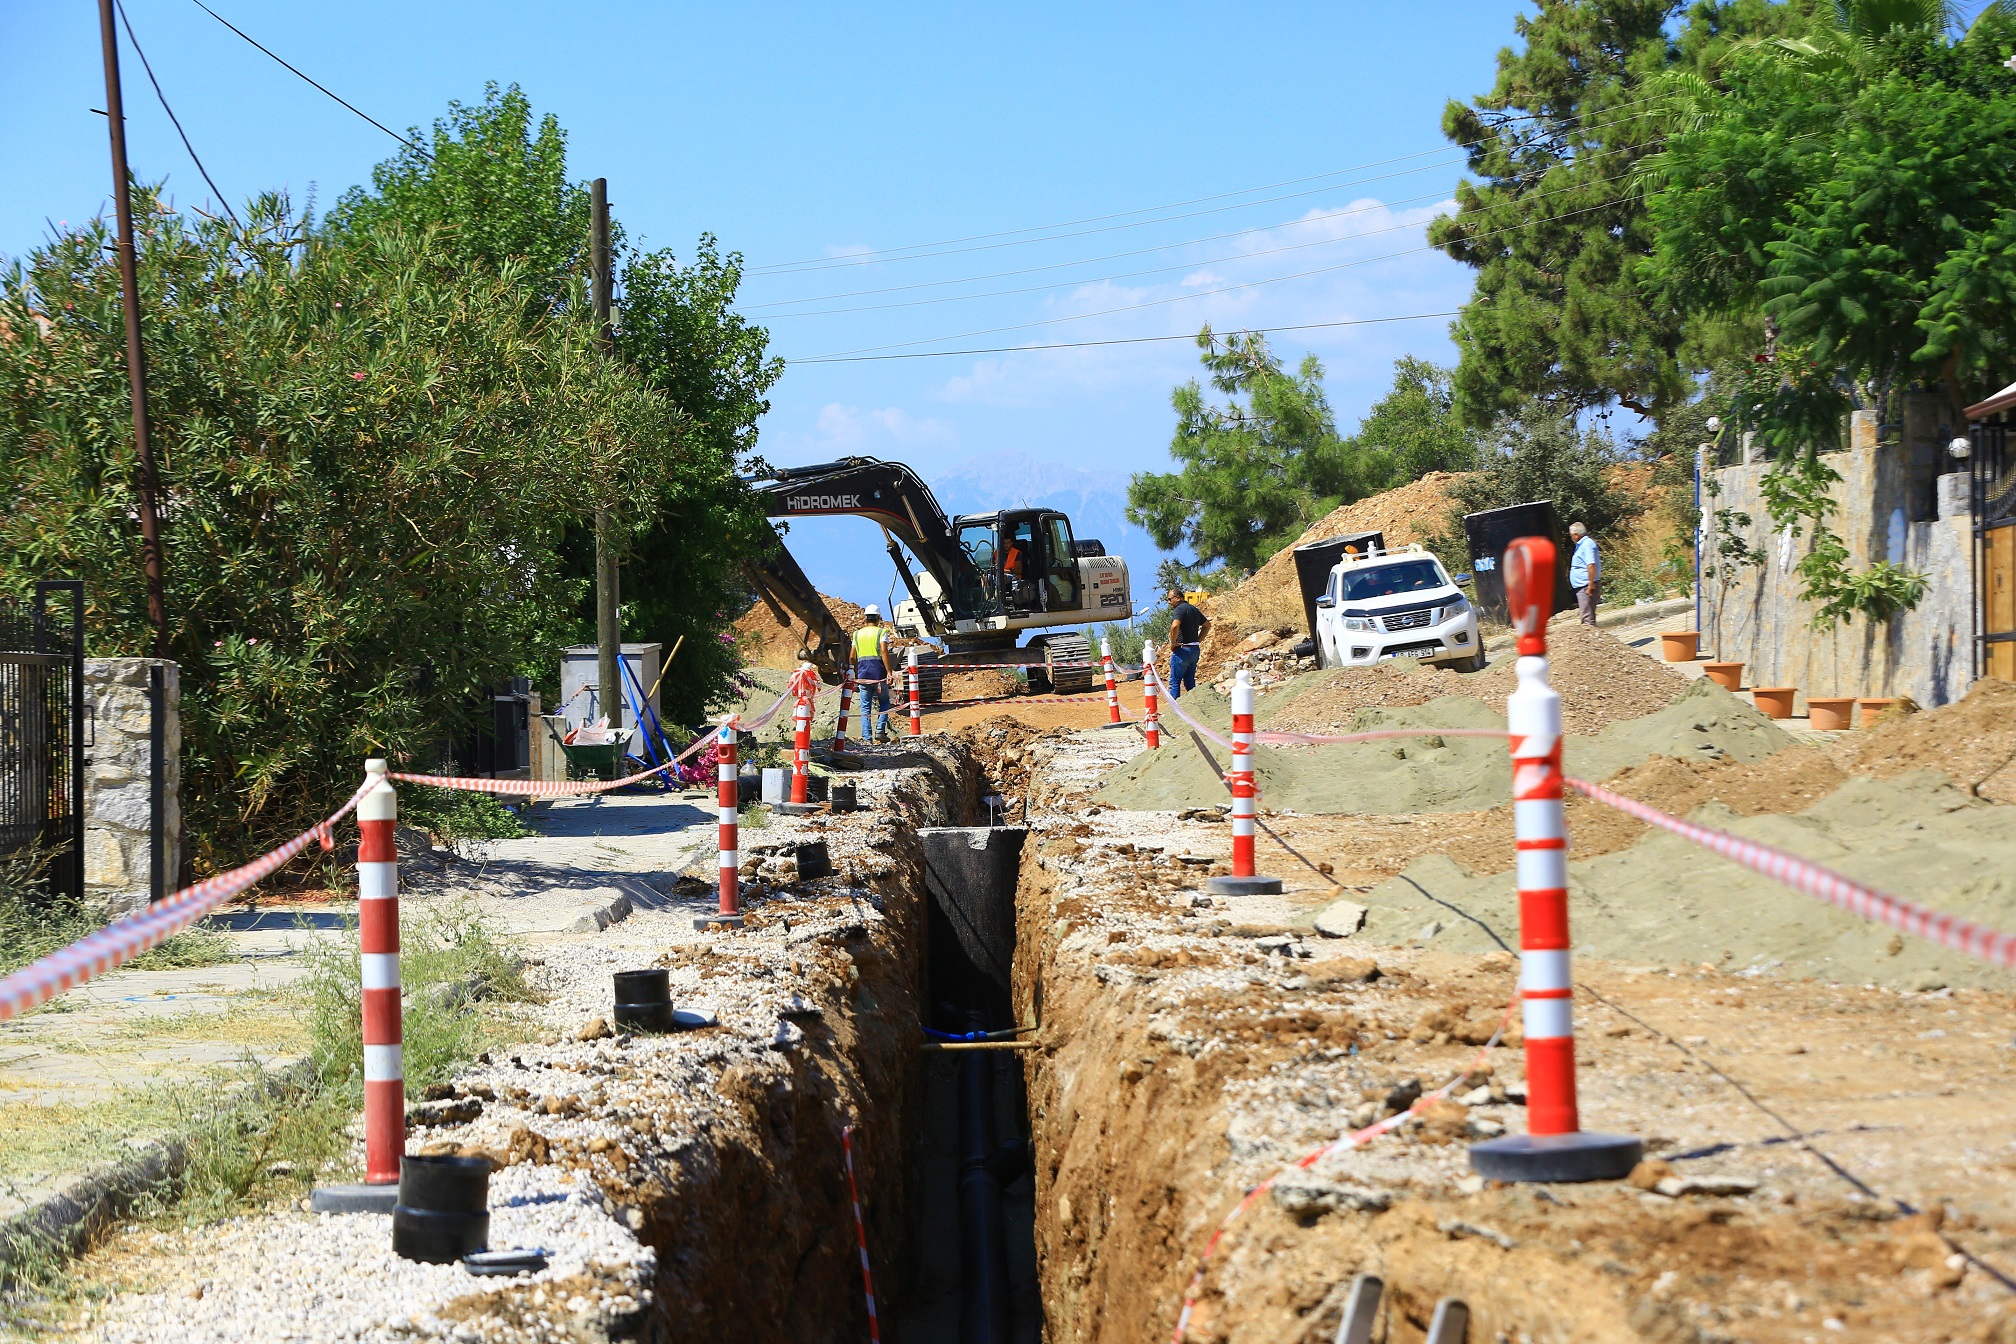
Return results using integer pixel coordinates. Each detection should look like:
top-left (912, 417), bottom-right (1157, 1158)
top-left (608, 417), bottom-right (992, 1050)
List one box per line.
top-left (542, 716), bottom-right (639, 782)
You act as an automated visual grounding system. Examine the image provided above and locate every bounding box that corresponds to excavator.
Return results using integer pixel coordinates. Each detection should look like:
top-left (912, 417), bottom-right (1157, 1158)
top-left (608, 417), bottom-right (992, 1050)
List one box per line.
top-left (742, 456), bottom-right (1132, 698)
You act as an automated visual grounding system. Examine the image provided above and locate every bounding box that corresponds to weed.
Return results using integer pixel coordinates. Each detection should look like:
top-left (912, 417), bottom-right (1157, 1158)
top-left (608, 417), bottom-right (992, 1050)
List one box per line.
top-left (303, 901), bottom-right (538, 1097)
top-left (0, 849), bottom-right (230, 978)
top-left (740, 803), bottom-right (772, 831)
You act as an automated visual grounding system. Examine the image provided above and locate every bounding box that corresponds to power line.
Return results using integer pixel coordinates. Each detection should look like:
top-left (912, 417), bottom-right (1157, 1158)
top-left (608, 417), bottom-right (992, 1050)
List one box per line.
top-left (750, 94), bottom-right (1669, 276)
top-left (186, 0), bottom-right (431, 161)
top-left (783, 312), bottom-right (1463, 364)
top-left (791, 195), bottom-right (1614, 360)
top-left (115, 0), bottom-right (238, 227)
top-left (744, 176), bottom-right (1473, 312)
top-left (756, 164), bottom-right (1633, 322)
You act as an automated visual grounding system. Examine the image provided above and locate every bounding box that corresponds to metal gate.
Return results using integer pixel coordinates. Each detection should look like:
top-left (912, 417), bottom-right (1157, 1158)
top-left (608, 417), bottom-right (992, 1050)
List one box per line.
top-left (0, 582), bottom-right (85, 905)
top-left (1971, 424), bottom-right (2016, 682)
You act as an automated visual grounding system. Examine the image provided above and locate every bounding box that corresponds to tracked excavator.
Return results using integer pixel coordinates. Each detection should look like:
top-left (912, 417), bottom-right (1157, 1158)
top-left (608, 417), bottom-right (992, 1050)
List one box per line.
top-left (742, 456), bottom-right (1131, 699)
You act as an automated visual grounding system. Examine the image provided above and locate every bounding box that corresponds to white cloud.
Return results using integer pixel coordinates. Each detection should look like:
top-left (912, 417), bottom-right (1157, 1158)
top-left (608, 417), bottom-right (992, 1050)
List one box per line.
top-left (822, 244), bottom-right (876, 263)
top-left (802, 402), bottom-right (959, 454)
top-left (1179, 269), bottom-right (1224, 287)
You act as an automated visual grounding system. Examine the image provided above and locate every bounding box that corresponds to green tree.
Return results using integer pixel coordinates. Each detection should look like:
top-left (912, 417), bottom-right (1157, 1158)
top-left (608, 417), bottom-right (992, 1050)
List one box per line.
top-left (612, 239), bottom-right (784, 728)
top-left (323, 83), bottom-right (590, 311)
top-left (1430, 0), bottom-right (1812, 424)
top-left (323, 85), bottom-right (780, 731)
top-left (0, 196), bottom-right (689, 862)
top-left (1428, 405), bottom-right (1643, 571)
top-left (1126, 328), bottom-right (1365, 572)
top-left (1340, 357), bottom-right (1481, 483)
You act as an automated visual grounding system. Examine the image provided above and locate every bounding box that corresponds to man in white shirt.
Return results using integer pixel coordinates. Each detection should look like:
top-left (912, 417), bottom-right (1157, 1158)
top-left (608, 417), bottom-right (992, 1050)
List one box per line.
top-left (1568, 521), bottom-right (1600, 626)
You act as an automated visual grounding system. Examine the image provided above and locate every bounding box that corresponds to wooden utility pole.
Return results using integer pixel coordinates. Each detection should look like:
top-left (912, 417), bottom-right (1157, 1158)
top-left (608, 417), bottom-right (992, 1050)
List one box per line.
top-left (97, 0), bottom-right (169, 657)
top-left (590, 178), bottom-right (621, 729)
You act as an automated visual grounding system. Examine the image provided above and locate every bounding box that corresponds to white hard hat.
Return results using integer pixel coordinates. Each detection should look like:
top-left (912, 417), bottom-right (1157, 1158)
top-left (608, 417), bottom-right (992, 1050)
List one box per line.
top-left (863, 604), bottom-right (880, 617)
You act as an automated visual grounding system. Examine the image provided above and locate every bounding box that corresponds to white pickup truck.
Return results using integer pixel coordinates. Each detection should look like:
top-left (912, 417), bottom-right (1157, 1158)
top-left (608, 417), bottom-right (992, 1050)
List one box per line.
top-left (1312, 544), bottom-right (1485, 673)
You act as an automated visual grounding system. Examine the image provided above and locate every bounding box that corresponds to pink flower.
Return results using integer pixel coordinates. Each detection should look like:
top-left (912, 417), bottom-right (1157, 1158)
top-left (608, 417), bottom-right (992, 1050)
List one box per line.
top-left (351, 371), bottom-right (366, 381)
top-left (248, 638), bottom-right (259, 645)
top-left (333, 301), bottom-right (343, 309)
top-left (213, 640), bottom-right (222, 648)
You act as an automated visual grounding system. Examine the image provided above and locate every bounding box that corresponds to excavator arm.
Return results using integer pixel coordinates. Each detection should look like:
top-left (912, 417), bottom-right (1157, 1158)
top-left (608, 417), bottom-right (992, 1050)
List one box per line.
top-left (743, 540), bottom-right (852, 683)
top-left (753, 457), bottom-right (981, 614)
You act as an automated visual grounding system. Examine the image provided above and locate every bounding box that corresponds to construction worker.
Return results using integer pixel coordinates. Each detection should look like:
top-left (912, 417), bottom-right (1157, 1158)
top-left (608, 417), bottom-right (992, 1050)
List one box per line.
top-left (1165, 588), bottom-right (1208, 698)
top-left (854, 606), bottom-right (894, 741)
top-left (1568, 521), bottom-right (1601, 626)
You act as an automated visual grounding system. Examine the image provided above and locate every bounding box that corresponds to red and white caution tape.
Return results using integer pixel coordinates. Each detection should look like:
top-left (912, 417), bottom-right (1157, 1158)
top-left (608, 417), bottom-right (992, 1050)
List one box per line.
top-left (919, 691), bottom-right (1133, 713)
top-left (841, 1124), bottom-right (882, 1344)
top-left (1169, 997), bottom-right (1516, 1343)
top-left (0, 781), bottom-right (371, 1022)
top-left (1565, 776), bottom-right (2016, 968)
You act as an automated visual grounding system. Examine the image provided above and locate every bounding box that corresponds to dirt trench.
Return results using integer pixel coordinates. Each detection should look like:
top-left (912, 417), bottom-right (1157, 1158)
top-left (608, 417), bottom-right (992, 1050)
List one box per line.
top-left (1002, 728), bottom-right (2016, 1344)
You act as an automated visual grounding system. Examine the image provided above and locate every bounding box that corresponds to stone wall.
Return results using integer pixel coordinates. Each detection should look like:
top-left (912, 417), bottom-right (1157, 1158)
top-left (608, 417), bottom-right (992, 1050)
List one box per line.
top-left (83, 659), bottom-right (180, 917)
top-left (1700, 406), bottom-right (1976, 710)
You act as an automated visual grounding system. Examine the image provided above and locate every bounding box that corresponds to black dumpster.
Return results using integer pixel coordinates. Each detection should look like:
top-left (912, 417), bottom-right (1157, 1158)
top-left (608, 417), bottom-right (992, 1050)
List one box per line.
top-left (1462, 501), bottom-right (1573, 625)
top-left (1291, 532), bottom-right (1384, 657)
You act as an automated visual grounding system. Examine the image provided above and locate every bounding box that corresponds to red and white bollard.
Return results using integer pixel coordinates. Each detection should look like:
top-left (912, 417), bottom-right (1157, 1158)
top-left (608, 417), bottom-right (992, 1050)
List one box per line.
top-left (1469, 536), bottom-right (1641, 1183)
top-left (311, 759), bottom-right (405, 1213)
top-left (1141, 640), bottom-right (1162, 749)
top-left (1206, 669), bottom-right (1281, 896)
top-left (834, 672), bottom-right (854, 752)
top-left (791, 664), bottom-right (813, 804)
top-left (906, 646), bottom-right (922, 737)
top-left (1102, 638), bottom-right (1122, 725)
top-left (698, 717), bottom-right (746, 929)
top-left (358, 759), bottom-right (403, 1187)
top-left (841, 1124), bottom-right (882, 1344)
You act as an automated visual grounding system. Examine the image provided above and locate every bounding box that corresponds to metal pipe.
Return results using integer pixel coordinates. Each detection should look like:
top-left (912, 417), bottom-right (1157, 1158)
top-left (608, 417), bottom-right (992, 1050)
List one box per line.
top-left (923, 1040), bottom-right (1041, 1052)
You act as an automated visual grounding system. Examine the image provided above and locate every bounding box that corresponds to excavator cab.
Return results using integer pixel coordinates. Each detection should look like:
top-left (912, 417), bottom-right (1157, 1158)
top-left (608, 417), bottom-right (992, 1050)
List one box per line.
top-left (957, 510), bottom-right (1081, 617)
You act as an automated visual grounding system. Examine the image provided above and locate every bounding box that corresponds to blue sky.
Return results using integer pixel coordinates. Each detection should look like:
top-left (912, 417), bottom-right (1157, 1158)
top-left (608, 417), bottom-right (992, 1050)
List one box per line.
top-left (3, 1), bottom-right (1525, 599)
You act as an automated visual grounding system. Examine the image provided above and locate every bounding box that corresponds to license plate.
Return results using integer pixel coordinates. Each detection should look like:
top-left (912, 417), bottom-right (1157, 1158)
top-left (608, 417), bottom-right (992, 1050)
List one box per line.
top-left (1389, 646), bottom-right (1440, 659)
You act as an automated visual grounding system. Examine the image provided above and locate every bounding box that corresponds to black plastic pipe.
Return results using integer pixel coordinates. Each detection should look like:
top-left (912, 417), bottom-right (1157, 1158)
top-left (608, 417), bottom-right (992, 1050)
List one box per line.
top-left (957, 1031), bottom-right (1012, 1343)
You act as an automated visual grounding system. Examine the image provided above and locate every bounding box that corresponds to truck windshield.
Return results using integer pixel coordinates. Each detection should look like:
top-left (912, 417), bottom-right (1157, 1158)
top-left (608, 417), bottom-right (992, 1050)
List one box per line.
top-left (1339, 559), bottom-right (1445, 602)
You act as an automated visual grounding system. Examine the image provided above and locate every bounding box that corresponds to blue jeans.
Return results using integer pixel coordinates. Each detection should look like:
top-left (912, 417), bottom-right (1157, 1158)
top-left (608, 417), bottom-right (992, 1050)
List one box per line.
top-left (1168, 644), bottom-right (1199, 698)
top-left (856, 659), bottom-right (891, 738)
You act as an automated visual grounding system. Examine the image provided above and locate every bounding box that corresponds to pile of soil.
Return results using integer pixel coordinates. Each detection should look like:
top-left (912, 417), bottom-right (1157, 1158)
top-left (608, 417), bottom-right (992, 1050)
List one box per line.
top-left (1840, 677), bottom-right (2016, 802)
top-left (958, 715), bottom-right (1064, 802)
top-left (1355, 769), bottom-right (2016, 990)
top-left (1263, 613), bottom-right (1690, 739)
top-left (1196, 472), bottom-right (1468, 672)
top-left (733, 592), bottom-right (870, 671)
top-left (1466, 614), bottom-right (1692, 735)
top-left (940, 669), bottom-right (1022, 701)
top-left (1104, 675), bottom-right (1789, 816)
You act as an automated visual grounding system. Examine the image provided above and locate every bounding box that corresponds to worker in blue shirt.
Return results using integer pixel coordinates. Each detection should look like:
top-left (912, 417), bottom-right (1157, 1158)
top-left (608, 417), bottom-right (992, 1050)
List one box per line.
top-left (1568, 521), bottom-right (1600, 626)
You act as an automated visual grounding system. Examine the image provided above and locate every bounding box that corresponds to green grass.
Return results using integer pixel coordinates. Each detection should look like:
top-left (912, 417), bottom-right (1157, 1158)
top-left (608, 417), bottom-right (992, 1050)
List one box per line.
top-left (302, 900), bottom-right (540, 1097)
top-left (0, 849), bottom-right (234, 980)
top-left (0, 900), bottom-right (541, 1315)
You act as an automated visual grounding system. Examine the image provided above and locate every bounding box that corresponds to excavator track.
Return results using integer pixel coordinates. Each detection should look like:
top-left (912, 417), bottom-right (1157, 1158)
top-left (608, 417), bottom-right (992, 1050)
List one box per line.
top-left (1042, 632), bottom-right (1096, 695)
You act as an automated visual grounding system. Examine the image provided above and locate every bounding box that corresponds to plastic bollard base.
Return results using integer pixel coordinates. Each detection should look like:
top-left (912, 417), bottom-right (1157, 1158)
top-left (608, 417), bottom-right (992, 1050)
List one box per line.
top-left (772, 801), bottom-right (823, 816)
top-left (692, 914), bottom-right (747, 930)
top-left (310, 1182), bottom-right (400, 1215)
top-left (1468, 1131), bottom-right (1643, 1184)
top-left (1205, 874), bottom-right (1284, 896)
top-left (1097, 720), bottom-right (1135, 731)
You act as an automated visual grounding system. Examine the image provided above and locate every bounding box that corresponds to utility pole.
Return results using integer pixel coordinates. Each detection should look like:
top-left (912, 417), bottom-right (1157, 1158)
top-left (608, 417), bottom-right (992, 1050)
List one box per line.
top-left (97, 0), bottom-right (169, 657)
top-left (590, 178), bottom-right (621, 729)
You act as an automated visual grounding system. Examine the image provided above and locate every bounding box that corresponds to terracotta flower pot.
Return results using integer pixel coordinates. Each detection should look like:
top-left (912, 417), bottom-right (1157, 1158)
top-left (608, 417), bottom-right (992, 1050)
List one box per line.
top-left (1858, 697), bottom-right (1897, 727)
top-left (1751, 687), bottom-right (1797, 720)
top-left (1702, 661), bottom-right (1744, 691)
top-left (1659, 631), bottom-right (1702, 663)
top-left (1807, 696), bottom-right (1858, 731)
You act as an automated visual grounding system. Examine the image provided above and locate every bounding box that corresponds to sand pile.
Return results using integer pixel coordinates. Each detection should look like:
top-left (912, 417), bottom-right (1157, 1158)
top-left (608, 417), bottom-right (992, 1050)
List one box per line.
top-left (1260, 612), bottom-right (1688, 738)
top-left (941, 669), bottom-right (1021, 701)
top-left (1840, 677), bottom-right (2016, 802)
top-left (1100, 676), bottom-right (1789, 815)
top-left (733, 592), bottom-right (869, 671)
top-left (1343, 770), bottom-right (2016, 991)
top-left (1195, 472), bottom-right (1467, 671)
